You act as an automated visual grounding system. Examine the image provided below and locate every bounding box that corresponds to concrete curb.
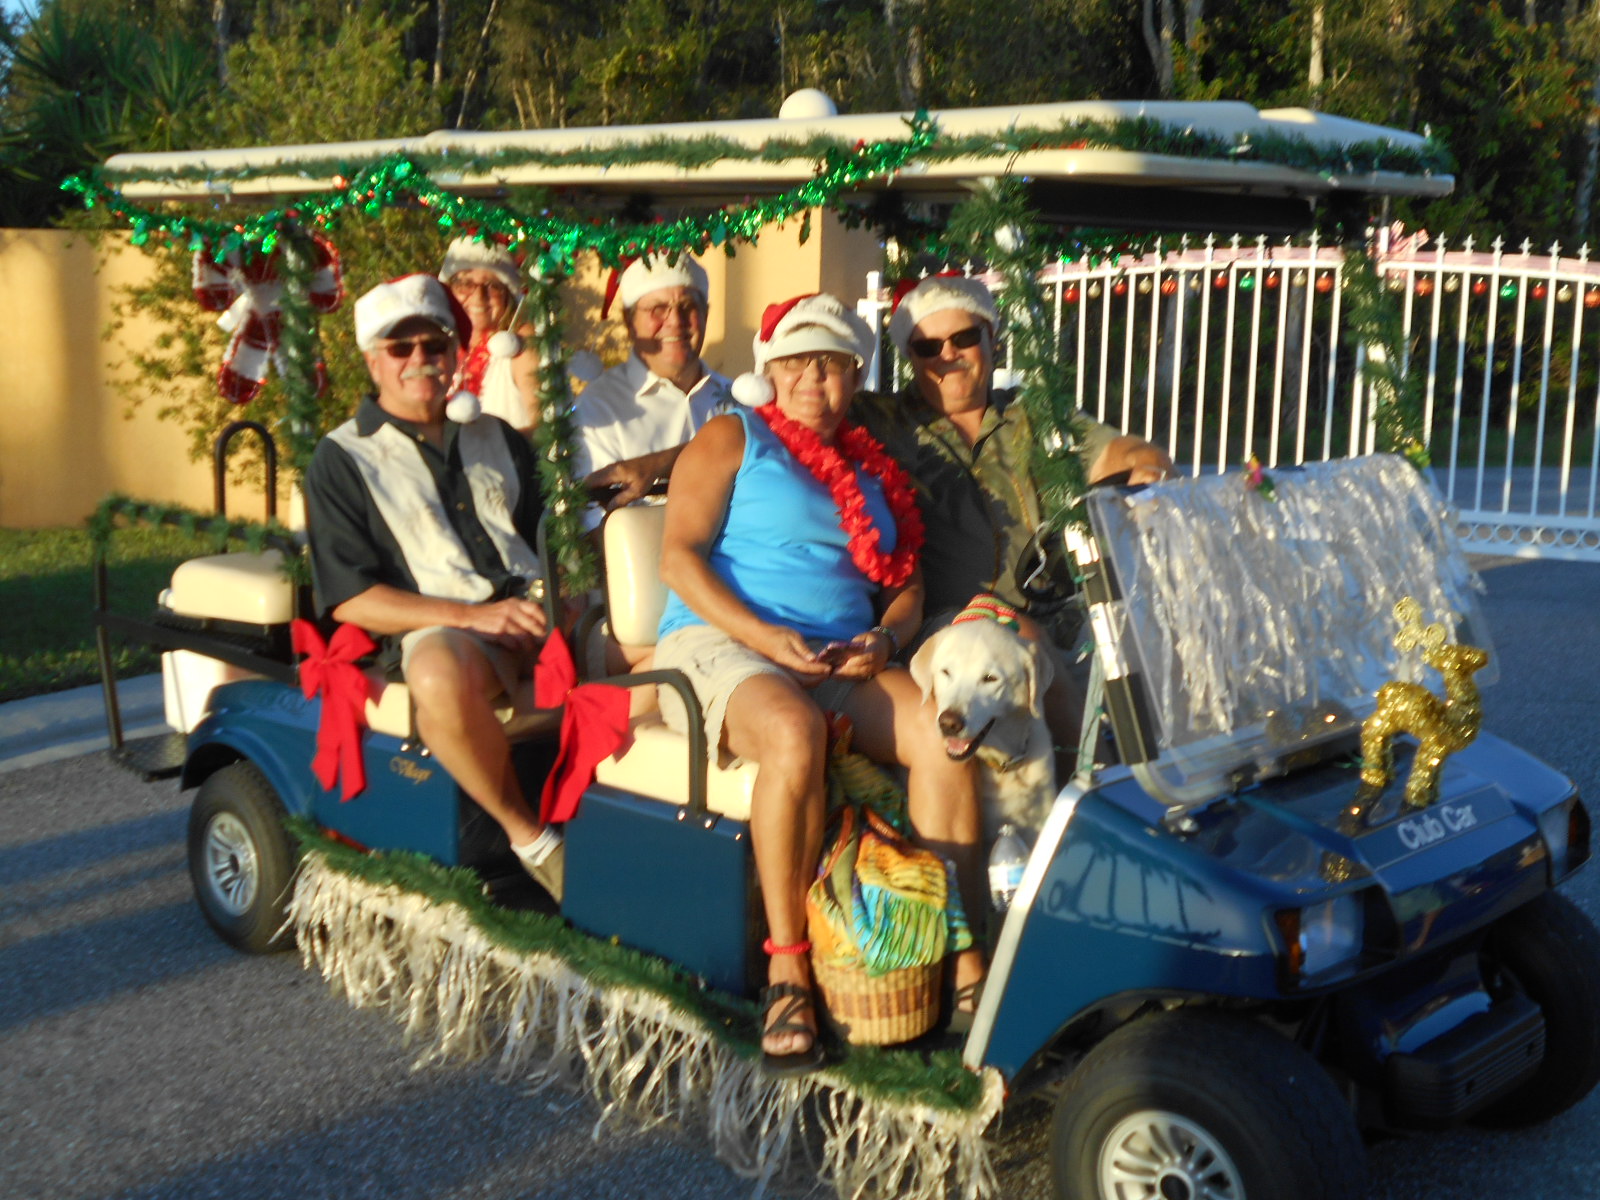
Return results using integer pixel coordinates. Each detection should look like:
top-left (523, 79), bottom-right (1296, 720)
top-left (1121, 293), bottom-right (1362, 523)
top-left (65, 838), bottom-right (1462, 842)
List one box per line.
top-left (0, 675), bottom-right (170, 774)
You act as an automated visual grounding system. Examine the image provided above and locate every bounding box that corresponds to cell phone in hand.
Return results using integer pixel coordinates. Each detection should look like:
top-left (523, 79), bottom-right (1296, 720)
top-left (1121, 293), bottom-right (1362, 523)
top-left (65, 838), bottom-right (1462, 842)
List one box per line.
top-left (816, 641), bottom-right (856, 668)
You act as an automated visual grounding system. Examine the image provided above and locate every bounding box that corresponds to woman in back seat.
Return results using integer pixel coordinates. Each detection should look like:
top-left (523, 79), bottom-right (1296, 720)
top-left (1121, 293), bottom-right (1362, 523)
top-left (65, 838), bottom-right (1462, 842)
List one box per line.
top-left (656, 293), bottom-right (984, 1076)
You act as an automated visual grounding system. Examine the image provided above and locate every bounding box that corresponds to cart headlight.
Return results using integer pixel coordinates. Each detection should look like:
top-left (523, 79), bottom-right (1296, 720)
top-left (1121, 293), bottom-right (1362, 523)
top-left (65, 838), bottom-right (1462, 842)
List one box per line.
top-left (1538, 794), bottom-right (1590, 881)
top-left (1275, 894), bottom-right (1364, 983)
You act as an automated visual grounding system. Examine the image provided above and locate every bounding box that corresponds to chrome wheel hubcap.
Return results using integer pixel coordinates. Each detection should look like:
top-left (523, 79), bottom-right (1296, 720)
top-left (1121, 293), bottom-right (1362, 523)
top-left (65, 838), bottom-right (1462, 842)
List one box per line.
top-left (1098, 1109), bottom-right (1244, 1200)
top-left (204, 812), bottom-right (259, 916)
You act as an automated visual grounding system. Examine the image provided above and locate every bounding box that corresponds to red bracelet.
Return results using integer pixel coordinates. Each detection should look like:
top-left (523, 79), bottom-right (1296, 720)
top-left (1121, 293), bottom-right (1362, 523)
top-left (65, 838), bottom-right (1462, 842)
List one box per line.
top-left (762, 937), bottom-right (812, 956)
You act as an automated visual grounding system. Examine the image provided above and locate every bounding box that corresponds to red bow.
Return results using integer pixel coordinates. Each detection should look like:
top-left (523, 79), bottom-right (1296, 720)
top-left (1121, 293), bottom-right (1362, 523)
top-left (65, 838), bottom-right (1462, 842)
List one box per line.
top-left (533, 629), bottom-right (633, 823)
top-left (291, 620), bottom-right (377, 801)
top-left (192, 234), bottom-right (343, 405)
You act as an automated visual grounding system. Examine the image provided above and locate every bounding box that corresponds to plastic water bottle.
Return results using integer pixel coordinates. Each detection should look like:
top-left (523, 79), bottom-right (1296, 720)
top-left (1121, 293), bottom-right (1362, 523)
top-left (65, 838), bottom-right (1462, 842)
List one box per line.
top-left (988, 823), bottom-right (1029, 911)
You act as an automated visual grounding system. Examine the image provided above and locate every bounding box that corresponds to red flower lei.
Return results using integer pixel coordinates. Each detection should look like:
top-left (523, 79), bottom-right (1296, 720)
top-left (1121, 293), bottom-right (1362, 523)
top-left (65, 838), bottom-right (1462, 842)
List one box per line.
top-left (755, 402), bottom-right (924, 588)
top-left (456, 337), bottom-right (491, 396)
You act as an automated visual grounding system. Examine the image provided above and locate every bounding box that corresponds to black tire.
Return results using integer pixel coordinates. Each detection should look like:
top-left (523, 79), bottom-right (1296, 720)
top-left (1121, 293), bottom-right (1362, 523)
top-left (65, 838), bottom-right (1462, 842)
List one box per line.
top-left (187, 761), bottom-right (298, 953)
top-left (1050, 1009), bottom-right (1366, 1200)
top-left (1473, 890), bottom-right (1600, 1128)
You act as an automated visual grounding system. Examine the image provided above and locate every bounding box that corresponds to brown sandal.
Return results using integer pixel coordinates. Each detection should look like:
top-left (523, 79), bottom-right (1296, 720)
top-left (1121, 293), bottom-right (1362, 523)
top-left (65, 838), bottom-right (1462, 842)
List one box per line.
top-left (759, 982), bottom-right (825, 1077)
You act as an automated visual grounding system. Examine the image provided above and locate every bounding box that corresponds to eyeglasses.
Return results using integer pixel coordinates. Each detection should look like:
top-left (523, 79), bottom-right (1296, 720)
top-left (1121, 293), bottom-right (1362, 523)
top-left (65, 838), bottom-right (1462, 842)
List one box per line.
top-left (908, 325), bottom-right (985, 359)
top-left (771, 351), bottom-right (856, 377)
top-left (637, 300), bottom-right (702, 325)
top-left (379, 335), bottom-right (453, 359)
top-left (449, 278), bottom-right (510, 300)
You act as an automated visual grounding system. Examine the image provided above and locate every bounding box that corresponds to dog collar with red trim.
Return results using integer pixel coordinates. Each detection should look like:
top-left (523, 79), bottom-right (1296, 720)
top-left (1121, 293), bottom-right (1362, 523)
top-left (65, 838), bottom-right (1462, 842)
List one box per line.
top-left (951, 594), bottom-right (1021, 632)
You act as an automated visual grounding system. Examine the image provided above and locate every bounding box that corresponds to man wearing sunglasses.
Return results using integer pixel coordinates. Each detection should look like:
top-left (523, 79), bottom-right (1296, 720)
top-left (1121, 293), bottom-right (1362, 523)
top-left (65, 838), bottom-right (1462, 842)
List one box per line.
top-left (854, 274), bottom-right (1171, 729)
top-left (572, 255), bottom-right (733, 528)
top-left (302, 274), bottom-right (565, 900)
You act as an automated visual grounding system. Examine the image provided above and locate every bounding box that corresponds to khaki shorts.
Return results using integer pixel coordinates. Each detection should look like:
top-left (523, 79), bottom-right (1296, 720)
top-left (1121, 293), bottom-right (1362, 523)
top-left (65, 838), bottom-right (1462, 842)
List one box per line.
top-left (399, 626), bottom-right (528, 701)
top-left (654, 623), bottom-right (857, 751)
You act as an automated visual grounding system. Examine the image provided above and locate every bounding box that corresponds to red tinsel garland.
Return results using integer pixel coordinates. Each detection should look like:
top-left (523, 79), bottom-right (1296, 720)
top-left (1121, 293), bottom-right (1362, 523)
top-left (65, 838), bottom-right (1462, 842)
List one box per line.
top-left (755, 402), bottom-right (924, 588)
top-left (455, 337), bottom-right (492, 397)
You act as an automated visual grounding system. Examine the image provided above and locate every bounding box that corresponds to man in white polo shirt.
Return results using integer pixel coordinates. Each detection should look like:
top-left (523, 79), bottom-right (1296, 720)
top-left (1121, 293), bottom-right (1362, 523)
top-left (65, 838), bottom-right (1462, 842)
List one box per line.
top-left (573, 256), bottom-right (732, 526)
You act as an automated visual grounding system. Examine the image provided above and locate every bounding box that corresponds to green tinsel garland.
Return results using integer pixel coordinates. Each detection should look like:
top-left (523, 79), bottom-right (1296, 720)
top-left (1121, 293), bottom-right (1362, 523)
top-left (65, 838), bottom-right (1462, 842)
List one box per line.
top-left (291, 819), bottom-right (986, 1115)
top-left (524, 262), bottom-right (599, 593)
top-left (944, 180), bottom-right (1093, 532)
top-left (1341, 245), bottom-right (1431, 467)
top-left (275, 224), bottom-right (327, 479)
top-left (90, 114), bottom-right (1451, 190)
top-left (89, 494), bottom-right (307, 583)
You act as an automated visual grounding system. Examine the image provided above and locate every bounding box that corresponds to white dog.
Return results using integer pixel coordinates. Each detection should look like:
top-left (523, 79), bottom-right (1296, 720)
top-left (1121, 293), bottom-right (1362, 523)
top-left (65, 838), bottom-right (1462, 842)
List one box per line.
top-left (909, 611), bottom-right (1058, 837)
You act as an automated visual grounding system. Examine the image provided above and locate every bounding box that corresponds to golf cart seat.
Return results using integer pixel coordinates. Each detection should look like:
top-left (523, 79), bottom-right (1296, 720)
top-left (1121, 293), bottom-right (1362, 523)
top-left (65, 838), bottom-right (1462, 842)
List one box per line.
top-left (589, 502), bottom-right (761, 823)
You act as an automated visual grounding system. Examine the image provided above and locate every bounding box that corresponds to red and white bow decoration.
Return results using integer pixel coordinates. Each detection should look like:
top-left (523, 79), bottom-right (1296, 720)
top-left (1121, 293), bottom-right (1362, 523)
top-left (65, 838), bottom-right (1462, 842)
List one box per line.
top-left (193, 235), bottom-right (344, 405)
top-left (291, 619), bottom-right (376, 801)
top-left (533, 629), bottom-right (632, 824)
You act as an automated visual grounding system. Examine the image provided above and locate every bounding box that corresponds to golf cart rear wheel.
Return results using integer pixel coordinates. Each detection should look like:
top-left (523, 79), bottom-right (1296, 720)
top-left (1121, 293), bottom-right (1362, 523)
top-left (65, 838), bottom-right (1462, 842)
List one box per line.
top-left (187, 761), bottom-right (297, 953)
top-left (1473, 890), bottom-right (1600, 1127)
top-left (1050, 1009), bottom-right (1365, 1200)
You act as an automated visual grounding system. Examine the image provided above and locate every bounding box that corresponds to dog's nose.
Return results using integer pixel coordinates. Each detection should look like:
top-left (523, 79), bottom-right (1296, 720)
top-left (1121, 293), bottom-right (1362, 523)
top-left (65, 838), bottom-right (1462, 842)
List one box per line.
top-left (938, 710), bottom-right (964, 735)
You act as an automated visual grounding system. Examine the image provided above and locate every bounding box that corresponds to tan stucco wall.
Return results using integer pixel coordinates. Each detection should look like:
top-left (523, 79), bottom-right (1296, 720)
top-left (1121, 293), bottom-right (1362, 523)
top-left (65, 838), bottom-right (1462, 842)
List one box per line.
top-left (0, 214), bottom-right (883, 529)
top-left (0, 229), bottom-right (216, 528)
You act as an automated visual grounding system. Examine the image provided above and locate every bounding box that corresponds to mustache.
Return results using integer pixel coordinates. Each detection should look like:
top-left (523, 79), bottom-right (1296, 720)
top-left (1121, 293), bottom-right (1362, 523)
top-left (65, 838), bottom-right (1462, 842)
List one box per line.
top-left (401, 365), bottom-right (444, 380)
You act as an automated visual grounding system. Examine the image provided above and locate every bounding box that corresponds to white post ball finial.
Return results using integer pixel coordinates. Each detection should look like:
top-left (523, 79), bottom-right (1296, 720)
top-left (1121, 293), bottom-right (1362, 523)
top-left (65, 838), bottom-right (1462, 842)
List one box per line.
top-left (779, 89), bottom-right (838, 120)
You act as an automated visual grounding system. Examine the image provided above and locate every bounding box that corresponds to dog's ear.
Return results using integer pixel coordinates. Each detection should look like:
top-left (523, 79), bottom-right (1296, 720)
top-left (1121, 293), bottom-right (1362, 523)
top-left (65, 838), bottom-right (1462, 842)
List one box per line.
top-left (909, 628), bottom-right (944, 702)
top-left (1025, 638), bottom-right (1055, 709)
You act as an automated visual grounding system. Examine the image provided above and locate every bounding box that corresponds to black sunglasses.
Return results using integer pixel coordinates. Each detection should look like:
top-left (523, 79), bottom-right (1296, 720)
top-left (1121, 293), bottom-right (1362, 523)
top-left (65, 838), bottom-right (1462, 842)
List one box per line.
top-left (908, 325), bottom-right (984, 359)
top-left (380, 335), bottom-right (453, 359)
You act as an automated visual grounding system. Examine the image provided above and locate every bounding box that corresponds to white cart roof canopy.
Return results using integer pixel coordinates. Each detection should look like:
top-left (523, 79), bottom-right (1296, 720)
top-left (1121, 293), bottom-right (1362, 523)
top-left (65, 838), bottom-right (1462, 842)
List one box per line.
top-left (103, 99), bottom-right (1451, 234)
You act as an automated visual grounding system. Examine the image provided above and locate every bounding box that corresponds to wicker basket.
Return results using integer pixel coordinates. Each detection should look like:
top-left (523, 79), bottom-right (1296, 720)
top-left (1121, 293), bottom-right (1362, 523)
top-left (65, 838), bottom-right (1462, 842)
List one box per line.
top-left (813, 956), bottom-right (940, 1046)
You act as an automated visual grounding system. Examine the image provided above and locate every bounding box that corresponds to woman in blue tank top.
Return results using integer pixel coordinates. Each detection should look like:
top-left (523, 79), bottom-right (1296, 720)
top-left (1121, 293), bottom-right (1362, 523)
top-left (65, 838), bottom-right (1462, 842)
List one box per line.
top-left (656, 293), bottom-right (985, 1077)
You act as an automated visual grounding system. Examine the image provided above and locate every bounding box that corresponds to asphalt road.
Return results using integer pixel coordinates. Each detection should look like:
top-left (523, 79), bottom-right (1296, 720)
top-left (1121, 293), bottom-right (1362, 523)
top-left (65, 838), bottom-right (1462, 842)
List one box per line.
top-left (2, 557), bottom-right (1598, 1200)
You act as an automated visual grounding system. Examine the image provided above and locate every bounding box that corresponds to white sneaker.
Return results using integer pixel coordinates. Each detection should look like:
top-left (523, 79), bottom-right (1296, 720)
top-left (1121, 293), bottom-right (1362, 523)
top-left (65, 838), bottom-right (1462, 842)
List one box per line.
top-left (513, 831), bottom-right (564, 903)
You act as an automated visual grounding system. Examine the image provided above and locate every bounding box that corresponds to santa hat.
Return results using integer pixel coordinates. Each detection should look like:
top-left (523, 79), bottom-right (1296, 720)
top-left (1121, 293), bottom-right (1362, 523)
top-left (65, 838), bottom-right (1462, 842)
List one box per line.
top-left (603, 254), bottom-right (710, 318)
top-left (886, 273), bottom-right (1000, 357)
top-left (730, 292), bottom-right (876, 407)
top-left (438, 235), bottom-right (525, 299)
top-left (354, 274), bottom-right (469, 351)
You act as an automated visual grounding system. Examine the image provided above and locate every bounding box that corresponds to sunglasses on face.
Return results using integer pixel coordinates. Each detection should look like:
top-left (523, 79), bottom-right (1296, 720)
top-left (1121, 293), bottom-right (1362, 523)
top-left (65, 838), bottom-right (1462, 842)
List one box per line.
top-left (908, 325), bottom-right (984, 359)
top-left (379, 335), bottom-right (454, 359)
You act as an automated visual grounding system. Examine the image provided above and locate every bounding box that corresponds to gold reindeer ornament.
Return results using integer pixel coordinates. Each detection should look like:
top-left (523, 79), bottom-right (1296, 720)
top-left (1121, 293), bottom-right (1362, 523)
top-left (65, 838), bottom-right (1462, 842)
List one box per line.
top-left (1358, 597), bottom-right (1489, 813)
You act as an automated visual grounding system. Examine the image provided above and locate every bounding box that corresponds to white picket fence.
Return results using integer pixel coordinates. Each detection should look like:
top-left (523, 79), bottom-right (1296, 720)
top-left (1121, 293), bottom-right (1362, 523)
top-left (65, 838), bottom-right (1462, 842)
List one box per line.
top-left (860, 230), bottom-right (1600, 562)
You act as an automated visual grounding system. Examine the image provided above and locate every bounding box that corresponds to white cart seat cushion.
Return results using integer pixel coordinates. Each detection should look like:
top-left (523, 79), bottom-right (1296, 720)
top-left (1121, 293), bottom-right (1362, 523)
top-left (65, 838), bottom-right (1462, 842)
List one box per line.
top-left (164, 550), bottom-right (294, 624)
top-left (604, 503), bottom-right (669, 647)
top-left (593, 713), bottom-right (758, 821)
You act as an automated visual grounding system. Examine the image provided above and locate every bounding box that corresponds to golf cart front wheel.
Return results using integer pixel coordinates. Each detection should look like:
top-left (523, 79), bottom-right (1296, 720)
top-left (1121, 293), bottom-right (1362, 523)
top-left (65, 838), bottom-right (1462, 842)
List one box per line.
top-left (187, 760), bottom-right (297, 953)
top-left (1050, 1009), bottom-right (1365, 1200)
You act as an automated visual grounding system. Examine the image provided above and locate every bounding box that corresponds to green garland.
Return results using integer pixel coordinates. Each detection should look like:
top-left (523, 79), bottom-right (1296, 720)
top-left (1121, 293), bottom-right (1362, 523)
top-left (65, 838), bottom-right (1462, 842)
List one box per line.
top-left (524, 262), bottom-right (598, 592)
top-left (1341, 245), bottom-right (1431, 467)
top-left (275, 224), bottom-right (326, 479)
top-left (292, 819), bottom-right (987, 1115)
top-left (89, 494), bottom-right (308, 583)
top-left (91, 114), bottom-right (1451, 190)
top-left (944, 180), bottom-right (1093, 532)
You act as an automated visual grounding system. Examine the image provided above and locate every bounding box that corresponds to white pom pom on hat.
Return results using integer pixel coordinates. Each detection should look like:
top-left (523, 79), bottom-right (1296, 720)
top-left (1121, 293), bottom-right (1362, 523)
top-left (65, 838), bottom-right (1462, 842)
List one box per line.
top-left (445, 391), bottom-right (482, 424)
top-left (730, 372), bottom-right (776, 407)
top-left (486, 330), bottom-right (521, 359)
top-left (886, 273), bottom-right (1000, 357)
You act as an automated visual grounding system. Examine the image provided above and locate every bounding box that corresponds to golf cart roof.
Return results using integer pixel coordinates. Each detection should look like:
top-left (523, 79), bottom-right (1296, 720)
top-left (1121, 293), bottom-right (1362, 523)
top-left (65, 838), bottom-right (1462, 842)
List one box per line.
top-left (103, 99), bottom-right (1451, 235)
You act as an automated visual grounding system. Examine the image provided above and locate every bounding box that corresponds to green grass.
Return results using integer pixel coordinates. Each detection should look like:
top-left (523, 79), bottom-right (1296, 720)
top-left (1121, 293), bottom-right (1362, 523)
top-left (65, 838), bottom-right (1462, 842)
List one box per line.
top-left (0, 525), bottom-right (201, 704)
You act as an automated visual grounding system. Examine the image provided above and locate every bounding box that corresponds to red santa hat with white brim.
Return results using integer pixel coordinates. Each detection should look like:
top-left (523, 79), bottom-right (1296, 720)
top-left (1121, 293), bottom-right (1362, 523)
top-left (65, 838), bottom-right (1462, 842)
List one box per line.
top-left (886, 273), bottom-right (1000, 357)
top-left (603, 254), bottom-right (710, 318)
top-left (730, 292), bottom-right (877, 407)
top-left (439, 235), bottom-right (526, 300)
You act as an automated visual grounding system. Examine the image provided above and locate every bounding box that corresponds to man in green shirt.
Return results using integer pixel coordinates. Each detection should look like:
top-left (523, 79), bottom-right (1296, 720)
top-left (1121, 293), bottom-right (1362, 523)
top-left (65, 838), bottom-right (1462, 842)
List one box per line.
top-left (854, 274), bottom-right (1171, 734)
